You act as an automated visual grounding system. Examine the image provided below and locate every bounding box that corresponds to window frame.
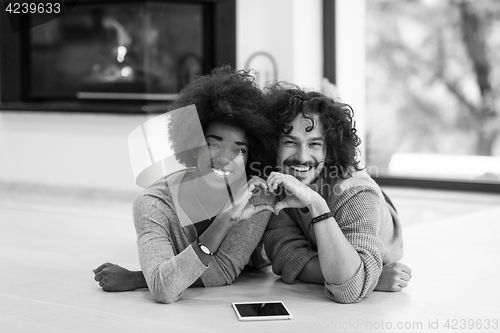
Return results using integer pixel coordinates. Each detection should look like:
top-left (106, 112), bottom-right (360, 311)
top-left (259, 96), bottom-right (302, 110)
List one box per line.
top-left (323, 0), bottom-right (500, 193)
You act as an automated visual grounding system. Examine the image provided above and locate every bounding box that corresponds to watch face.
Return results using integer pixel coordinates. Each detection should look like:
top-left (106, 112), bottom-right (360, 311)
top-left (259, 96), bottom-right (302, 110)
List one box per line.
top-left (199, 244), bottom-right (212, 255)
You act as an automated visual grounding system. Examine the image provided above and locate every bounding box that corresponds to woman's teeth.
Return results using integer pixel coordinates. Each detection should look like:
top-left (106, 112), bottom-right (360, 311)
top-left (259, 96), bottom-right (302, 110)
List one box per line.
top-left (212, 167), bottom-right (232, 177)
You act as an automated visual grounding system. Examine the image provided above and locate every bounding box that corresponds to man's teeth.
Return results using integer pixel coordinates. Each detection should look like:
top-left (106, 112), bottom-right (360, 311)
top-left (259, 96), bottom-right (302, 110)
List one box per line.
top-left (212, 168), bottom-right (232, 177)
top-left (290, 165), bottom-right (311, 172)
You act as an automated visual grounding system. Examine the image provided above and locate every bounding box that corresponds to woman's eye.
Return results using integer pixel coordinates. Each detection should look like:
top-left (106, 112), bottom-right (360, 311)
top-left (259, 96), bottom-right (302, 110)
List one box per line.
top-left (207, 142), bottom-right (220, 149)
top-left (234, 147), bottom-right (247, 155)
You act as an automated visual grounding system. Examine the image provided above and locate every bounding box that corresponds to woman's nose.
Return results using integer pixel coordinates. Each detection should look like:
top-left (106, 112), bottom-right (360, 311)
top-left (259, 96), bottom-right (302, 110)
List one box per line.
top-left (214, 147), bottom-right (236, 165)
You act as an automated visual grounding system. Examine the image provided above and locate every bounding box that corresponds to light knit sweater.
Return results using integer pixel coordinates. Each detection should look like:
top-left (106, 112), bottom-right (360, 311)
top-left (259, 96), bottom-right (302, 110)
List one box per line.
top-left (263, 171), bottom-right (403, 304)
top-left (134, 170), bottom-right (273, 304)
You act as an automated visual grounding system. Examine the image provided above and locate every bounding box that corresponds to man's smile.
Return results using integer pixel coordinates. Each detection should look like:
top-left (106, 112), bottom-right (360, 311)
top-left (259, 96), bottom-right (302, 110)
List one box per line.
top-left (289, 165), bottom-right (312, 173)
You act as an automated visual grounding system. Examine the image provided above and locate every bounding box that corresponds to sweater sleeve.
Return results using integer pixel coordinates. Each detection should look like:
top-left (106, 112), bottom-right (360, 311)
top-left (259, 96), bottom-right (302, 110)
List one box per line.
top-left (133, 195), bottom-right (207, 304)
top-left (324, 187), bottom-right (384, 304)
top-left (200, 191), bottom-right (274, 286)
top-left (263, 210), bottom-right (318, 283)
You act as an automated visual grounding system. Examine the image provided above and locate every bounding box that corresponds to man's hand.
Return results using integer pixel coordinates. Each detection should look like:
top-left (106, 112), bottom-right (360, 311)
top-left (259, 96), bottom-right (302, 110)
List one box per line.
top-left (93, 262), bottom-right (147, 292)
top-left (266, 171), bottom-right (323, 215)
top-left (374, 262), bottom-right (412, 292)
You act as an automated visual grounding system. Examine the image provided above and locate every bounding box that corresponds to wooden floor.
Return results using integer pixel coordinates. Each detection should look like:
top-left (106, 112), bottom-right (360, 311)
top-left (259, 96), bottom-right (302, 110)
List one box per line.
top-left (1, 186), bottom-right (500, 332)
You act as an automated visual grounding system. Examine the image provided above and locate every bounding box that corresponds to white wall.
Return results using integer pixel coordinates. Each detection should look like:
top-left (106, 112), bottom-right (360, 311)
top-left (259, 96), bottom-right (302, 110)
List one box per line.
top-left (0, 111), bottom-right (148, 193)
top-left (335, 0), bottom-right (367, 165)
top-left (236, 0), bottom-right (322, 90)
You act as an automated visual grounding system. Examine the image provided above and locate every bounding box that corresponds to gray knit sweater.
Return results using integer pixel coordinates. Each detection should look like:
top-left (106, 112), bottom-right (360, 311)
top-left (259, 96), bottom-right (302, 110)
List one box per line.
top-left (263, 171), bottom-right (403, 304)
top-left (134, 170), bottom-right (273, 304)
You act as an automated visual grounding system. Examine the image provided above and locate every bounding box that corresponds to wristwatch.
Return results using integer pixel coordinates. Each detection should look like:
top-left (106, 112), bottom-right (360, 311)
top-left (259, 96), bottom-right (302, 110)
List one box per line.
top-left (197, 240), bottom-right (214, 256)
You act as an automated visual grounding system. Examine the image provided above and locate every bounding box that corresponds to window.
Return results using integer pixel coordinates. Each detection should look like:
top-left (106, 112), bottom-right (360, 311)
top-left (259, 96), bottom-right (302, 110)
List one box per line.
top-left (365, 0), bottom-right (500, 186)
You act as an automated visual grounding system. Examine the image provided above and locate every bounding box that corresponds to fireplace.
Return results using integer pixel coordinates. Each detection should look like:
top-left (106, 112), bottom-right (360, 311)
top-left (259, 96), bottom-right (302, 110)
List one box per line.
top-left (0, 0), bottom-right (236, 113)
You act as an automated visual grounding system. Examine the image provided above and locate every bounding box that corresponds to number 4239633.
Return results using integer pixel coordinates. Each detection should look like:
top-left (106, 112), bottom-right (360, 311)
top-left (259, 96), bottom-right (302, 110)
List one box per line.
top-left (5, 2), bottom-right (61, 14)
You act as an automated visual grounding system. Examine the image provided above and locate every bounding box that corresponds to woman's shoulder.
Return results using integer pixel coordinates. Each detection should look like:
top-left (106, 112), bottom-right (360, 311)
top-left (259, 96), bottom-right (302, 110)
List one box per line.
top-left (133, 169), bottom-right (192, 211)
top-left (132, 171), bottom-right (195, 231)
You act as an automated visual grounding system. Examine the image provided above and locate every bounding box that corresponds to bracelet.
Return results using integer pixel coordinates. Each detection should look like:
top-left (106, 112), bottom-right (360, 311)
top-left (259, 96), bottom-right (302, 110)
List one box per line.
top-left (310, 211), bottom-right (335, 225)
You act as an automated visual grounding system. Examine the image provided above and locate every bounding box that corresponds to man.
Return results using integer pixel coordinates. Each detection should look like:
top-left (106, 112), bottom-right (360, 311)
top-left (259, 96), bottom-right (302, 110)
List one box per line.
top-left (262, 83), bottom-right (411, 304)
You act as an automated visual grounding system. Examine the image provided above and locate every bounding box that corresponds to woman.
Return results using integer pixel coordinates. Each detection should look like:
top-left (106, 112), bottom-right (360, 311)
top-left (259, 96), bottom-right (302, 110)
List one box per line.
top-left (93, 67), bottom-right (275, 304)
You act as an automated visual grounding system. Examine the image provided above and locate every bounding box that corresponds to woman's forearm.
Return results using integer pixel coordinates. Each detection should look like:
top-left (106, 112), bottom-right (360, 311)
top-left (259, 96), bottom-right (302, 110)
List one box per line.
top-left (195, 213), bottom-right (234, 266)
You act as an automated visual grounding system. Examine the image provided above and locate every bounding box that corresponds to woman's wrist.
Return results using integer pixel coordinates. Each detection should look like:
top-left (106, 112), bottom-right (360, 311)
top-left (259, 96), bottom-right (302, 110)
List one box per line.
top-left (218, 211), bottom-right (240, 226)
top-left (192, 240), bottom-right (214, 266)
top-left (192, 210), bottom-right (240, 266)
top-left (132, 270), bottom-right (148, 289)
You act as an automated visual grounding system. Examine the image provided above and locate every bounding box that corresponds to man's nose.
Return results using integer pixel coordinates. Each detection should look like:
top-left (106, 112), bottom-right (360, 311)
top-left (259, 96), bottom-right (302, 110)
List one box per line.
top-left (293, 145), bottom-right (309, 163)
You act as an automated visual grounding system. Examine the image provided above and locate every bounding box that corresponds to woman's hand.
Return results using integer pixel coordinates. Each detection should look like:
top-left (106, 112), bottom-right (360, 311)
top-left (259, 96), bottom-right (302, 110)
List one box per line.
top-left (225, 176), bottom-right (274, 223)
top-left (93, 262), bottom-right (147, 291)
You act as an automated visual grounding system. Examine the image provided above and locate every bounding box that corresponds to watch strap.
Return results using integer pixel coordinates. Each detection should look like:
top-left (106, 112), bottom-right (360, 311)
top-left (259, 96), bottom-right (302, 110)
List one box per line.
top-left (310, 211), bottom-right (335, 225)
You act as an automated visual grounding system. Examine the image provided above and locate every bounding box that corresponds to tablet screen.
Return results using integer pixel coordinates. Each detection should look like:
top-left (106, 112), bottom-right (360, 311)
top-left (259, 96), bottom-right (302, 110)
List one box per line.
top-left (234, 302), bottom-right (290, 317)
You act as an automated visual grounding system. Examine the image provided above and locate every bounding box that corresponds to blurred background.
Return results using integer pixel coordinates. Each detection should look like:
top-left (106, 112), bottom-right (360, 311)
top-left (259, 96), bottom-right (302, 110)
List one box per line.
top-left (365, 0), bottom-right (500, 185)
top-left (0, 0), bottom-right (499, 197)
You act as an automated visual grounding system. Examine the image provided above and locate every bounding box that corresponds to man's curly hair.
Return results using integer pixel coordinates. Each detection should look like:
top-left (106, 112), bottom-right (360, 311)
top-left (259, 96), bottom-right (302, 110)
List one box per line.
top-left (167, 66), bottom-right (274, 177)
top-left (264, 82), bottom-right (362, 179)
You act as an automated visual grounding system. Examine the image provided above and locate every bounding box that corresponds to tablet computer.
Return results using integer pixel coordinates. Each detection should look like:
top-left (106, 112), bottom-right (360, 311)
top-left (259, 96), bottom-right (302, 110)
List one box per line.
top-left (232, 301), bottom-right (293, 321)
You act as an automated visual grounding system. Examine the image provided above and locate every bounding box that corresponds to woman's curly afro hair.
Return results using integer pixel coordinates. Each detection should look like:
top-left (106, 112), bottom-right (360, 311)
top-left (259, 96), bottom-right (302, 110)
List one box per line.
top-left (264, 82), bottom-right (362, 179)
top-left (167, 66), bottom-right (274, 177)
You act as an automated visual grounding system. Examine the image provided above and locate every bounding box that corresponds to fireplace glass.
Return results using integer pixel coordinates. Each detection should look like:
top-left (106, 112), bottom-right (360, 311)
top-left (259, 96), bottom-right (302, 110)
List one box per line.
top-left (29, 2), bottom-right (205, 102)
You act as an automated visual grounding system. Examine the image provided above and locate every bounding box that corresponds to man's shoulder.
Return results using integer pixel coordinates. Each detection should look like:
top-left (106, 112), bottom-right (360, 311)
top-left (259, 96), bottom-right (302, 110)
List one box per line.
top-left (323, 170), bottom-right (383, 203)
top-left (336, 170), bottom-right (378, 189)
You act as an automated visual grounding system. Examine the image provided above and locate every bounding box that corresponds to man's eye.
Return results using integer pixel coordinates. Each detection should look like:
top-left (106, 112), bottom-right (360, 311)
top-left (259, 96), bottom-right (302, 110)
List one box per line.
top-left (284, 141), bottom-right (296, 146)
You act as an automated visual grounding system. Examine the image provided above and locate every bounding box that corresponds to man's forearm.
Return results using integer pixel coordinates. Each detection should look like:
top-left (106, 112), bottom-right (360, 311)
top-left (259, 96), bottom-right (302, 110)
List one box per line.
top-left (297, 257), bottom-right (324, 284)
top-left (309, 200), bottom-right (361, 285)
top-left (314, 220), bottom-right (361, 284)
